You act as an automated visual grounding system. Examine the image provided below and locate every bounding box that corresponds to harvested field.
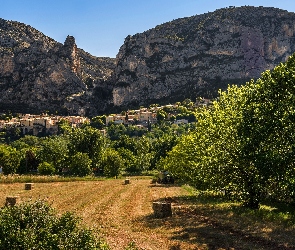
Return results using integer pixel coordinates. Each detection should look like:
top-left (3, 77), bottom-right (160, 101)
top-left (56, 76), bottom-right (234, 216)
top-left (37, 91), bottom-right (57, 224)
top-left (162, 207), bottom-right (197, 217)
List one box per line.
top-left (1, 177), bottom-right (295, 250)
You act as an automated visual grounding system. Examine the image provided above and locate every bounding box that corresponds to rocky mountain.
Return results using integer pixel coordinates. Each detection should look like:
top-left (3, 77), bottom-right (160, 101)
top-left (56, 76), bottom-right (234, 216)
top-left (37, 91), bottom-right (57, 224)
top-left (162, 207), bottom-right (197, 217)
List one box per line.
top-left (113, 6), bottom-right (295, 107)
top-left (1, 6), bottom-right (295, 115)
top-left (0, 18), bottom-right (115, 116)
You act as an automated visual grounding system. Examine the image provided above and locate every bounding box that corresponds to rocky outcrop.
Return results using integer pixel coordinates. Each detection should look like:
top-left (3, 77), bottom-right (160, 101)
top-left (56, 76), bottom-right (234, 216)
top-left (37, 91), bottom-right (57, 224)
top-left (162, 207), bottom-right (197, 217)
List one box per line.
top-left (63, 35), bottom-right (81, 77)
top-left (0, 19), bottom-right (115, 116)
top-left (113, 6), bottom-right (295, 107)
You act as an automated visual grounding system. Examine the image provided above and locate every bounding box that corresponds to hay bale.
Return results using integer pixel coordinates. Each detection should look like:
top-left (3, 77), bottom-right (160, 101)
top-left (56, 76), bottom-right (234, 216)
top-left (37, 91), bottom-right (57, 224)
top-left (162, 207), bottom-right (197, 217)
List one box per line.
top-left (152, 201), bottom-right (172, 218)
top-left (124, 179), bottom-right (130, 185)
top-left (25, 183), bottom-right (34, 190)
top-left (5, 196), bottom-right (19, 206)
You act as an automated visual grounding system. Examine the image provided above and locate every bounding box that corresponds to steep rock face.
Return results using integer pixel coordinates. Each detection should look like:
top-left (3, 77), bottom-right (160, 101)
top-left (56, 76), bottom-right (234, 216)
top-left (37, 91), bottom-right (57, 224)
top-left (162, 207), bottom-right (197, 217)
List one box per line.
top-left (0, 19), bottom-right (115, 116)
top-left (2, 6), bottom-right (295, 115)
top-left (113, 6), bottom-right (295, 107)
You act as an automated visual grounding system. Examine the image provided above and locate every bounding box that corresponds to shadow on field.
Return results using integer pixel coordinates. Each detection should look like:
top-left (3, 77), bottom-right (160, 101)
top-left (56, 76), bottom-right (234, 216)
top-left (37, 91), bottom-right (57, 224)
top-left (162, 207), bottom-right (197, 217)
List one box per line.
top-left (136, 190), bottom-right (295, 250)
top-left (149, 183), bottom-right (182, 188)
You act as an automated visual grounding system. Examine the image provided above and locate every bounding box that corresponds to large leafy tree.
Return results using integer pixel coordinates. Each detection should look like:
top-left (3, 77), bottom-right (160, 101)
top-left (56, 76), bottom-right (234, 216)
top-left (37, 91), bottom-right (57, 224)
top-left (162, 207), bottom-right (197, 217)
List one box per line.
top-left (91, 115), bottom-right (106, 130)
top-left (100, 148), bottom-right (124, 177)
top-left (134, 136), bottom-right (154, 171)
top-left (11, 136), bottom-right (40, 174)
top-left (116, 147), bottom-right (137, 173)
top-left (0, 145), bottom-right (21, 174)
top-left (163, 53), bottom-right (295, 208)
top-left (68, 126), bottom-right (105, 170)
top-left (235, 57), bottom-right (295, 207)
top-left (151, 133), bottom-right (178, 169)
top-left (162, 85), bottom-right (245, 191)
top-left (69, 152), bottom-right (92, 177)
top-left (37, 136), bottom-right (69, 173)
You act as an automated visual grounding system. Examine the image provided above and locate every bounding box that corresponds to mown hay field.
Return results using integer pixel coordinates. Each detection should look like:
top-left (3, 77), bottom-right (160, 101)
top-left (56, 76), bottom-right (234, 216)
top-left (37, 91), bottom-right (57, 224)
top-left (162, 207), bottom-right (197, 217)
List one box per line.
top-left (1, 177), bottom-right (295, 250)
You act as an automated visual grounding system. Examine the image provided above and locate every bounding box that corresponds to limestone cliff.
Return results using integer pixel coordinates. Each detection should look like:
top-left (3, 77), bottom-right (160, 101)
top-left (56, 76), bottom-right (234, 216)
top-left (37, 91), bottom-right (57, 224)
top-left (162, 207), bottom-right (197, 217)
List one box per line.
top-left (1, 6), bottom-right (295, 115)
top-left (0, 19), bottom-right (115, 116)
top-left (113, 6), bottom-right (295, 107)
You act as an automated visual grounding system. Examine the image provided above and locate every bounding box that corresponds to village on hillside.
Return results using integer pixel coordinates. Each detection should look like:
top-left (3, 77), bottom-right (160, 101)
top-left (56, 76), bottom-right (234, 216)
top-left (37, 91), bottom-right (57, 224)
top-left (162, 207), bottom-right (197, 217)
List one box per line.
top-left (0, 99), bottom-right (212, 137)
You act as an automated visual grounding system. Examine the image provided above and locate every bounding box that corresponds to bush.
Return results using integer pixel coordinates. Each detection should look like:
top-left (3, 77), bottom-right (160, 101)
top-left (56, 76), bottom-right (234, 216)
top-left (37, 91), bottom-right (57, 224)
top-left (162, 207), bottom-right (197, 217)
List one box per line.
top-left (0, 200), bottom-right (109, 249)
top-left (38, 162), bottom-right (56, 175)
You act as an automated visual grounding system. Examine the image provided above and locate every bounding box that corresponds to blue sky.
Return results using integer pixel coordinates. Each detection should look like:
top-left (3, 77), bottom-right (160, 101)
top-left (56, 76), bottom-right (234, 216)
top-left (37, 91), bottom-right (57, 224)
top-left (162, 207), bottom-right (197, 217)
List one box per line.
top-left (0, 0), bottom-right (295, 58)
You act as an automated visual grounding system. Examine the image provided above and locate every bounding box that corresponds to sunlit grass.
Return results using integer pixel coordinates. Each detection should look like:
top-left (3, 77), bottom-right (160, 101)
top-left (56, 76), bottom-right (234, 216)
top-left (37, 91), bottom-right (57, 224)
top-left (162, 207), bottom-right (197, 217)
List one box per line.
top-left (0, 179), bottom-right (294, 249)
top-left (181, 184), bottom-right (295, 228)
top-left (0, 174), bottom-right (103, 184)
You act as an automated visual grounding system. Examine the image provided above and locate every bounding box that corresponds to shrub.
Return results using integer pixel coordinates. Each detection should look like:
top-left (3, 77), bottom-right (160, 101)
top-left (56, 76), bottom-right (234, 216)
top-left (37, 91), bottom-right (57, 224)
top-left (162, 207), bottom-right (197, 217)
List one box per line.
top-left (0, 200), bottom-right (109, 249)
top-left (38, 162), bottom-right (56, 175)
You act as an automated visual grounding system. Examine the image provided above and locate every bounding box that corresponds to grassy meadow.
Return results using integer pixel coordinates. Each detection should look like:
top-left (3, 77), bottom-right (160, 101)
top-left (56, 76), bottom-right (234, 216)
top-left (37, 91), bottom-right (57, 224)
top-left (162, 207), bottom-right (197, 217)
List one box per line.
top-left (0, 175), bottom-right (295, 249)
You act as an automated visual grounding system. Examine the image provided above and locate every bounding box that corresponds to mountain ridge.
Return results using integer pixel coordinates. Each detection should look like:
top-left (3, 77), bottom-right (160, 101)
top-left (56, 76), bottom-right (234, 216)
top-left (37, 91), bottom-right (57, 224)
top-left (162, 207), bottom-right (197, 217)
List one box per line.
top-left (1, 6), bottom-right (295, 115)
top-left (113, 6), bottom-right (295, 107)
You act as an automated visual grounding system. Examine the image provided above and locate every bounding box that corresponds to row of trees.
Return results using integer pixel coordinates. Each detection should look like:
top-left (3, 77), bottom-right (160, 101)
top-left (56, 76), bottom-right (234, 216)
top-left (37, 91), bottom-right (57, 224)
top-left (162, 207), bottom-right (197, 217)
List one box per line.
top-left (160, 54), bottom-right (295, 208)
top-left (0, 121), bottom-right (195, 177)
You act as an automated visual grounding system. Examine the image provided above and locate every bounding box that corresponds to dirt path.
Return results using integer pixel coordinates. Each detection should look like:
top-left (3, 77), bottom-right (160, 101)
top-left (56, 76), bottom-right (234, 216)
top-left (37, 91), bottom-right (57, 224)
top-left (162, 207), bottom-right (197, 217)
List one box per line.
top-left (1, 178), bottom-right (295, 250)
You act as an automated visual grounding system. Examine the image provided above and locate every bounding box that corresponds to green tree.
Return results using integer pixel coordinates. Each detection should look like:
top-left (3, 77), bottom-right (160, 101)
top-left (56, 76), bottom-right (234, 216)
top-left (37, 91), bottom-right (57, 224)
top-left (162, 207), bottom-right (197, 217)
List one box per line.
top-left (69, 152), bottom-right (92, 177)
top-left (107, 124), bottom-right (127, 140)
top-left (234, 57), bottom-right (295, 207)
top-left (162, 85), bottom-right (249, 201)
top-left (3, 126), bottom-right (21, 143)
top-left (163, 53), bottom-right (295, 208)
top-left (182, 98), bottom-right (192, 107)
top-left (38, 161), bottom-right (55, 175)
top-left (11, 135), bottom-right (40, 148)
top-left (156, 110), bottom-right (167, 123)
top-left (151, 133), bottom-right (177, 169)
top-left (37, 136), bottom-right (69, 173)
top-left (10, 136), bottom-right (40, 174)
top-left (113, 135), bottom-right (137, 152)
top-left (0, 145), bottom-right (21, 174)
top-left (68, 126), bottom-right (104, 170)
top-left (91, 116), bottom-right (106, 130)
top-left (101, 148), bottom-right (124, 177)
top-left (117, 147), bottom-right (138, 173)
top-left (58, 119), bottom-right (72, 134)
top-left (134, 136), bottom-right (153, 171)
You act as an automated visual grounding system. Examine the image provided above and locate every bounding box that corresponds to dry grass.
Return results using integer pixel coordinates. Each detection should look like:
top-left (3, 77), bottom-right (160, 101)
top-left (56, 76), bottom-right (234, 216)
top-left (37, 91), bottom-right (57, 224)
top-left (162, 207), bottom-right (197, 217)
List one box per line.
top-left (1, 177), bottom-right (295, 250)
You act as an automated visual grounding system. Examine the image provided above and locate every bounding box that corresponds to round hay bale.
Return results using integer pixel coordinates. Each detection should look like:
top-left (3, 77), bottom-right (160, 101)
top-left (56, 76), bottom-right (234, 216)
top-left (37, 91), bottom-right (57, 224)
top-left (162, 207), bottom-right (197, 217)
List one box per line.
top-left (5, 196), bottom-right (19, 206)
top-left (124, 179), bottom-right (130, 185)
top-left (152, 201), bottom-right (172, 218)
top-left (25, 183), bottom-right (34, 190)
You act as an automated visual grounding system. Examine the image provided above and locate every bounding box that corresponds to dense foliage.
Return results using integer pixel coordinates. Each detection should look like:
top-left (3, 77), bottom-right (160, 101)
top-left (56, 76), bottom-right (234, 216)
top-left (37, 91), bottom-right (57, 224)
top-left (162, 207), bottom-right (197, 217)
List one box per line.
top-left (0, 117), bottom-right (192, 177)
top-left (161, 53), bottom-right (295, 208)
top-left (0, 200), bottom-right (109, 249)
